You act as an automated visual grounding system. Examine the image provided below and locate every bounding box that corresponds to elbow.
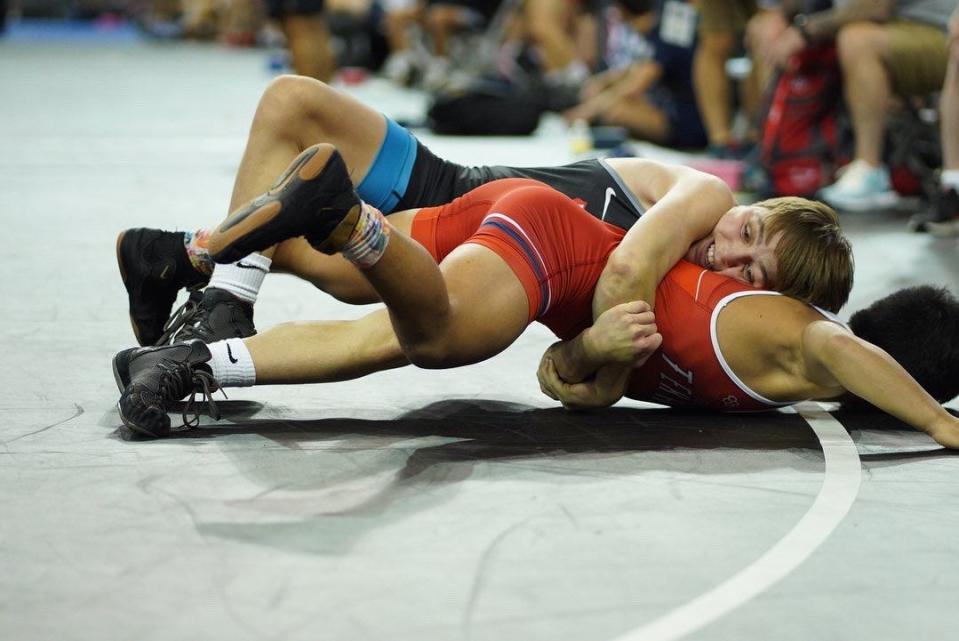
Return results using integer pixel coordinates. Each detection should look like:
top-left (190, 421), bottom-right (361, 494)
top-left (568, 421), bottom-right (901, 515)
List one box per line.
top-left (601, 250), bottom-right (647, 298)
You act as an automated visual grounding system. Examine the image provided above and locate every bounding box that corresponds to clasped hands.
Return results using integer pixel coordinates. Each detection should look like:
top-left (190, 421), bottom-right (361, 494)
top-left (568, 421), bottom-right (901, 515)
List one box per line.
top-left (538, 300), bottom-right (662, 409)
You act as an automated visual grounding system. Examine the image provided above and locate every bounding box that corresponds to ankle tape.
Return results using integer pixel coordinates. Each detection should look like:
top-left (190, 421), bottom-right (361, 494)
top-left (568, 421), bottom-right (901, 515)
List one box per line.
top-left (342, 203), bottom-right (391, 269)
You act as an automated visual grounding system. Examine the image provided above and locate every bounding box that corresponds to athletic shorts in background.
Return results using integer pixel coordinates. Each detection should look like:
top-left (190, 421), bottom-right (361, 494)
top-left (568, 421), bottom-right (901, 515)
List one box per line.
top-left (885, 20), bottom-right (948, 96)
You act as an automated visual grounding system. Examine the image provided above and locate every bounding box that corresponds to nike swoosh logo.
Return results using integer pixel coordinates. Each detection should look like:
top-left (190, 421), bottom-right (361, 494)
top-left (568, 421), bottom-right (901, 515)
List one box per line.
top-left (226, 343), bottom-right (239, 364)
top-left (601, 187), bottom-right (616, 221)
top-left (235, 261), bottom-right (269, 273)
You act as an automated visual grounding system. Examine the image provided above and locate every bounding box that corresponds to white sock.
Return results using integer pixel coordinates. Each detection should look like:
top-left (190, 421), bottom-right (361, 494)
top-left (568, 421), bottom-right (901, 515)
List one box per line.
top-left (941, 169), bottom-right (959, 191)
top-left (207, 253), bottom-right (272, 304)
top-left (207, 338), bottom-right (256, 387)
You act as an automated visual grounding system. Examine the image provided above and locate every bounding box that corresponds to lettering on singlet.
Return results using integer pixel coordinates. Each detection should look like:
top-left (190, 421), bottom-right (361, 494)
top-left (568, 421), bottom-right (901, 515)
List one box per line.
top-left (651, 353), bottom-right (694, 405)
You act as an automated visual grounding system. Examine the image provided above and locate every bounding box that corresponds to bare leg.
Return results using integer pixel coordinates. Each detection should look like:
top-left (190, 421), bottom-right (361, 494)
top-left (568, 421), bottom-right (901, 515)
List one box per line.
top-left (247, 231), bottom-right (530, 381)
top-left (246, 308), bottom-right (408, 383)
top-left (693, 31), bottom-right (736, 146)
top-left (269, 208), bottom-right (418, 303)
top-left (225, 75), bottom-right (388, 260)
top-left (837, 22), bottom-right (892, 167)
top-left (942, 22), bottom-right (959, 172)
top-left (600, 97), bottom-right (670, 145)
top-left (359, 230), bottom-right (530, 368)
top-left (280, 14), bottom-right (336, 82)
top-left (525, 0), bottom-right (577, 72)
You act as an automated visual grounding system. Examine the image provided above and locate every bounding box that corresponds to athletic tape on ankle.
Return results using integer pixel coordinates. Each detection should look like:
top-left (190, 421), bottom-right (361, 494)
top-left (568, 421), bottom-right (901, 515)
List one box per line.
top-left (342, 203), bottom-right (391, 269)
top-left (184, 229), bottom-right (215, 276)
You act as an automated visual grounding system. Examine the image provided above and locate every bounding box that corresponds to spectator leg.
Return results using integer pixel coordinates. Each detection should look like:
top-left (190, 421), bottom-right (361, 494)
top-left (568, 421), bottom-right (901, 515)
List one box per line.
top-left (837, 22), bottom-right (893, 167)
top-left (693, 30), bottom-right (736, 146)
top-left (281, 13), bottom-right (336, 82)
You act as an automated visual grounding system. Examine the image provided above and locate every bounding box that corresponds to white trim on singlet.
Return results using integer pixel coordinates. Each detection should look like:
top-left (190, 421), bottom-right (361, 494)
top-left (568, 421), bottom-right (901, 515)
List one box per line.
top-left (694, 269), bottom-right (708, 303)
top-left (709, 290), bottom-right (850, 407)
top-left (599, 158), bottom-right (647, 217)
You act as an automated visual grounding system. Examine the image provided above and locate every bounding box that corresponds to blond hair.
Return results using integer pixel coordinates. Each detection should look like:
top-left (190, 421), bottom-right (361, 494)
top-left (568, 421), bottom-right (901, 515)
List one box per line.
top-left (755, 196), bottom-right (854, 313)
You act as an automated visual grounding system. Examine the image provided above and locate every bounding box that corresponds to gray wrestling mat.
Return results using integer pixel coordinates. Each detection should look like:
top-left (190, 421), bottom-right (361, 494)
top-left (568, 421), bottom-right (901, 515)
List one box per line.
top-left (2, 29), bottom-right (958, 641)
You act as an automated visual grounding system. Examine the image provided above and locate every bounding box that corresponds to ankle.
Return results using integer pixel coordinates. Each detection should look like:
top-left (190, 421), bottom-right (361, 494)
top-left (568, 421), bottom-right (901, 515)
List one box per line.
top-left (183, 229), bottom-right (215, 277)
top-left (342, 203), bottom-right (391, 269)
top-left (207, 253), bottom-right (272, 304)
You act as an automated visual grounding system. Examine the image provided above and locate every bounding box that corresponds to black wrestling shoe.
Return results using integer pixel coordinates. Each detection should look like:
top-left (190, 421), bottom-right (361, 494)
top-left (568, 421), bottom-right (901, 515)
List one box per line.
top-left (117, 228), bottom-right (209, 346)
top-left (208, 143), bottom-right (363, 264)
top-left (113, 341), bottom-right (220, 438)
top-left (151, 287), bottom-right (256, 347)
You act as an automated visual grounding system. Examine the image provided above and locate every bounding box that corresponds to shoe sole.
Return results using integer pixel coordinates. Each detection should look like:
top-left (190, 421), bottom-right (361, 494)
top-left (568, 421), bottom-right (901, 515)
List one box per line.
top-left (112, 349), bottom-right (132, 392)
top-left (207, 144), bottom-right (361, 264)
top-left (115, 400), bottom-right (167, 439)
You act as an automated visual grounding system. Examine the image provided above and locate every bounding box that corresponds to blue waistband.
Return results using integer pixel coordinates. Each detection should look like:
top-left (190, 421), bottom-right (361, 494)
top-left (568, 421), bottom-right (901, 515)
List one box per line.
top-left (355, 117), bottom-right (417, 213)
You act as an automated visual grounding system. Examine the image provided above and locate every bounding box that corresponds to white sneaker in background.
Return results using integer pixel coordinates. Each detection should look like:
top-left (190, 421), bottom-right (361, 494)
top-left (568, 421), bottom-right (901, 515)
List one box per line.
top-left (818, 159), bottom-right (900, 212)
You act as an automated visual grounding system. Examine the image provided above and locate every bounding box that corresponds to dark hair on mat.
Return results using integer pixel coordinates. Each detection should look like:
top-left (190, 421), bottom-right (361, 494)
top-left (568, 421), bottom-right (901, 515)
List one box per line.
top-left (847, 286), bottom-right (959, 404)
top-left (615, 0), bottom-right (656, 16)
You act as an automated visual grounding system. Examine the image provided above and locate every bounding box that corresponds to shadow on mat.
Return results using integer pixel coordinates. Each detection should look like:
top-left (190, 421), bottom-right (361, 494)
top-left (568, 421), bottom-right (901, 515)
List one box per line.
top-left (128, 399), bottom-right (953, 554)
top-left (120, 397), bottom-right (823, 452)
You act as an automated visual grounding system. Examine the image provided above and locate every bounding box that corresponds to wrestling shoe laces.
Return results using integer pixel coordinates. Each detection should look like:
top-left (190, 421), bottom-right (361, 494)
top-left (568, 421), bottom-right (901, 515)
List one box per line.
top-left (157, 288), bottom-right (256, 345)
top-left (114, 341), bottom-right (225, 438)
top-left (153, 357), bottom-right (223, 428)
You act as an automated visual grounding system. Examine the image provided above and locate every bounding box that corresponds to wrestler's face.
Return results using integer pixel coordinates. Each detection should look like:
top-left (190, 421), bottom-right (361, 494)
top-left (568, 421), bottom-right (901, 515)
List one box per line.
top-left (684, 205), bottom-right (782, 289)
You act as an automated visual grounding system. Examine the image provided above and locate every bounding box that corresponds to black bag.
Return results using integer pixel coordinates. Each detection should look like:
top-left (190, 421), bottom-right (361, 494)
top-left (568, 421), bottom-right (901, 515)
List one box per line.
top-left (427, 74), bottom-right (545, 136)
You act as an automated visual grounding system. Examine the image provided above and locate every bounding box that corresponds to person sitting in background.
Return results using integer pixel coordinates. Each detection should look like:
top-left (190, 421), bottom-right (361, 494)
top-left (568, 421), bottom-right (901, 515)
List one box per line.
top-left (691, 0), bottom-right (775, 158)
top-left (520, 0), bottom-right (602, 92)
top-left (266, 0), bottom-right (336, 81)
top-left (752, 0), bottom-right (953, 212)
top-left (563, 0), bottom-right (706, 149)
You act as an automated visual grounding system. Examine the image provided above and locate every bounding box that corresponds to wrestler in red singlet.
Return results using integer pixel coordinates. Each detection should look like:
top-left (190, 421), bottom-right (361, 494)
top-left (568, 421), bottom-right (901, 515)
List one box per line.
top-left (409, 178), bottom-right (841, 413)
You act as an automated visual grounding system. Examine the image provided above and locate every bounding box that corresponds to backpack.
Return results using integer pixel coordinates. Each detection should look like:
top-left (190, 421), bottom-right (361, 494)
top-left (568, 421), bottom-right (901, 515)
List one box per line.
top-left (427, 74), bottom-right (545, 136)
top-left (752, 44), bottom-right (849, 197)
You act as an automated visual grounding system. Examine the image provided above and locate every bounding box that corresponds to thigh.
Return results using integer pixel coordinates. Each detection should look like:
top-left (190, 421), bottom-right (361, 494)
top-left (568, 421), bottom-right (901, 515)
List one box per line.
top-left (695, 0), bottom-right (757, 35)
top-left (434, 243), bottom-right (531, 366)
top-left (885, 20), bottom-right (948, 96)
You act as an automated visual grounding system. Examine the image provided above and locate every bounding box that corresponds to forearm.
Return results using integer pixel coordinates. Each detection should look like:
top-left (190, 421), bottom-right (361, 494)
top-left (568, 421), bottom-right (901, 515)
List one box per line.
top-left (592, 172), bottom-right (732, 318)
top-left (810, 329), bottom-right (954, 436)
top-left (548, 331), bottom-right (605, 383)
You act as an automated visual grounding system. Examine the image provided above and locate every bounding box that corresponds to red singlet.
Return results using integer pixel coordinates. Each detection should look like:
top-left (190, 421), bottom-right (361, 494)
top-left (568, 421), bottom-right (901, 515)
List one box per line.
top-left (411, 178), bottom-right (625, 339)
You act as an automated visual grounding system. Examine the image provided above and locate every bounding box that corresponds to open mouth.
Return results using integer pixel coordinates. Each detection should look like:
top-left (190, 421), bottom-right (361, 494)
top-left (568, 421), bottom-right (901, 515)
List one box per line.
top-left (706, 241), bottom-right (715, 270)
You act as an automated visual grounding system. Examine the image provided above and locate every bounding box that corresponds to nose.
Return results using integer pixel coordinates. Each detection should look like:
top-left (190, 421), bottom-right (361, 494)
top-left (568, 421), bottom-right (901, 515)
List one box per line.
top-left (716, 241), bottom-right (752, 271)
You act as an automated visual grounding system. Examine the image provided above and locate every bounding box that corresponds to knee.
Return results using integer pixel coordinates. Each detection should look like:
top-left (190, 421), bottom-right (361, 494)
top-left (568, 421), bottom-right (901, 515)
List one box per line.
top-left (837, 22), bottom-right (885, 66)
top-left (403, 337), bottom-right (456, 369)
top-left (254, 74), bottom-right (330, 134)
